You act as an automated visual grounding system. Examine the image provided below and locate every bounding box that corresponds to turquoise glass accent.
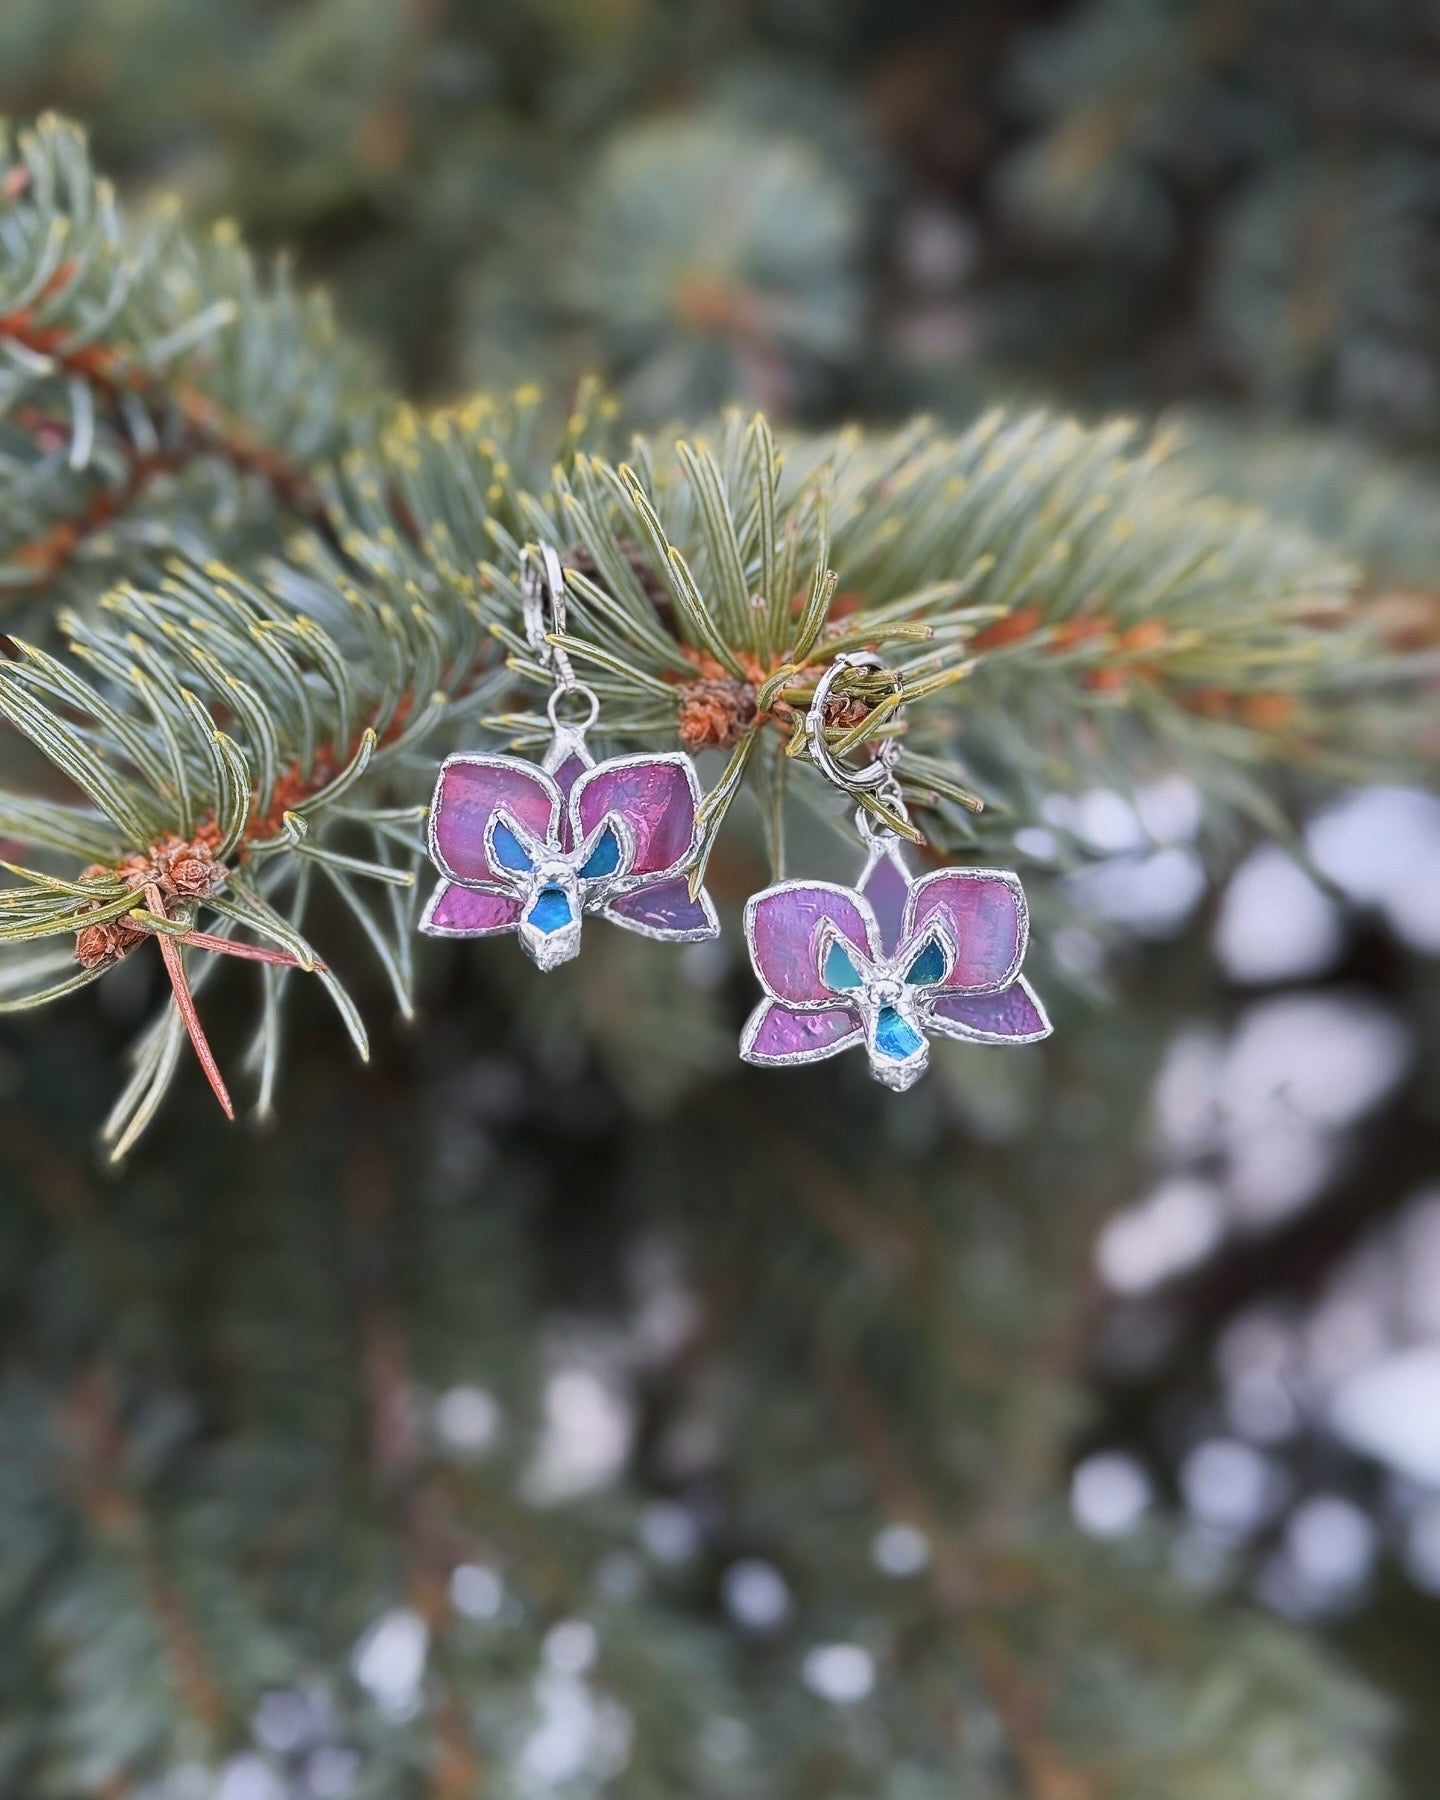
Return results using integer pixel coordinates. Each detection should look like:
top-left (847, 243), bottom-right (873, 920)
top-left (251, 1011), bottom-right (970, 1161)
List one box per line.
top-left (528, 887), bottom-right (573, 934)
top-left (580, 824), bottom-right (622, 880)
top-left (822, 939), bottom-right (863, 990)
top-left (905, 936), bottom-right (946, 987)
top-left (491, 818), bottom-right (533, 873)
top-left (875, 1006), bottom-right (923, 1060)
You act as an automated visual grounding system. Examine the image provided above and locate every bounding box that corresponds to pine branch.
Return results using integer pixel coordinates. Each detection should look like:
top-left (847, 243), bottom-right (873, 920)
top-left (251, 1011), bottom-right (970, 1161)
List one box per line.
top-left (0, 116), bottom-right (375, 606)
top-left (460, 111), bottom-right (864, 416)
top-left (0, 525), bottom-right (499, 1155)
top-left (373, 399), bottom-right (1422, 852)
top-left (0, 135), bottom-right (1430, 1150)
top-left (0, 373), bottom-right (1430, 1150)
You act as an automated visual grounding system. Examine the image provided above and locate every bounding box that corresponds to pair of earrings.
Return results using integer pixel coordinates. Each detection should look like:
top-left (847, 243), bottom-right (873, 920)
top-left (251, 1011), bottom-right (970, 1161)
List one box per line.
top-left (420, 546), bottom-right (1050, 1089)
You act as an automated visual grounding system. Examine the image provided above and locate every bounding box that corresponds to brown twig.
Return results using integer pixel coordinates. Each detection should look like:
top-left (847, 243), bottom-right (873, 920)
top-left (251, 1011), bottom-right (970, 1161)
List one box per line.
top-left (769, 1130), bottom-right (1011, 1386)
top-left (58, 1363), bottom-right (228, 1738)
top-left (764, 1118), bottom-right (1111, 1797)
top-left (820, 1350), bottom-right (1103, 1800)
top-left (346, 1140), bottom-right (484, 1799)
top-left (147, 881), bottom-right (235, 1120)
top-left (6, 1121), bottom-right (226, 1767)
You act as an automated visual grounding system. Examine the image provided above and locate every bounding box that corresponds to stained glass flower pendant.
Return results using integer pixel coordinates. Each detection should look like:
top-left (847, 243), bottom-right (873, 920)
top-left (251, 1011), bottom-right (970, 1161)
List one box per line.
top-left (740, 835), bottom-right (1050, 1091)
top-left (420, 545), bottom-right (718, 971)
top-left (739, 647), bottom-right (1050, 1091)
top-left (421, 740), bottom-right (719, 971)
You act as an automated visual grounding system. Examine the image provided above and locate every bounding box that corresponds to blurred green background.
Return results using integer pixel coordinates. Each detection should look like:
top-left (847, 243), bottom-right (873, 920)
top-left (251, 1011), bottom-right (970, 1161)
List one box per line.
top-left (2, 3), bottom-right (1439, 1796)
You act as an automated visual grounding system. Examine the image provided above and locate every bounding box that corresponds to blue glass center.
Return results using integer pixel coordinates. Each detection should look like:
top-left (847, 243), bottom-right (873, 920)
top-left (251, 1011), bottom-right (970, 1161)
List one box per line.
top-left (491, 818), bottom-right (533, 872)
top-left (580, 824), bottom-right (622, 880)
top-left (528, 886), bottom-right (573, 934)
top-left (906, 936), bottom-right (946, 987)
top-left (823, 939), bottom-right (863, 990)
top-left (875, 1006), bottom-right (923, 1061)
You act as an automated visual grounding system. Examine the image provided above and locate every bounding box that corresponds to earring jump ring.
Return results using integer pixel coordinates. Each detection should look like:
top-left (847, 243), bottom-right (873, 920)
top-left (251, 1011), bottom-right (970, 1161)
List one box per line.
top-left (546, 683), bottom-right (600, 734)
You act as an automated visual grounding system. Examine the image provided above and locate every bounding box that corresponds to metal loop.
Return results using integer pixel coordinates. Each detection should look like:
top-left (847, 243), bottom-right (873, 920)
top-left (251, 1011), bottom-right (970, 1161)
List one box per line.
top-left (521, 541), bottom-right (576, 692)
top-left (855, 804), bottom-right (899, 846)
top-left (546, 683), bottom-right (600, 735)
top-left (804, 650), bottom-right (905, 802)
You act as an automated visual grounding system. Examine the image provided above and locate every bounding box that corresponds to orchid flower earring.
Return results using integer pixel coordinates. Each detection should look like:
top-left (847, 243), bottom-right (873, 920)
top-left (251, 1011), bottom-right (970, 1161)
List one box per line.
top-left (420, 543), bottom-right (719, 969)
top-left (740, 651), bottom-right (1051, 1090)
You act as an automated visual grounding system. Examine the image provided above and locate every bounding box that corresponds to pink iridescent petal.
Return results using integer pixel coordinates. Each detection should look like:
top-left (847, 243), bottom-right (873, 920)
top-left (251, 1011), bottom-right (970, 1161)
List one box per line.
top-left (746, 883), bottom-right (879, 1006)
top-left (572, 756), bottom-right (699, 878)
top-left (859, 848), bottom-right (911, 955)
top-left (741, 999), bottom-right (863, 1065)
top-left (926, 979), bottom-right (1051, 1043)
top-left (430, 757), bottom-right (559, 883)
top-left (422, 883), bottom-right (524, 937)
top-left (605, 878), bottom-right (717, 939)
top-left (904, 869), bottom-right (1026, 992)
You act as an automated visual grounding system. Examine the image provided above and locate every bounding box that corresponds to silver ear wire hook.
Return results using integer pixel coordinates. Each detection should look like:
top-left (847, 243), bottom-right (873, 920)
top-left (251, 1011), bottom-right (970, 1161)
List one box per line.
top-left (804, 650), bottom-right (907, 831)
top-left (520, 541), bottom-right (600, 767)
top-left (521, 541), bottom-right (577, 693)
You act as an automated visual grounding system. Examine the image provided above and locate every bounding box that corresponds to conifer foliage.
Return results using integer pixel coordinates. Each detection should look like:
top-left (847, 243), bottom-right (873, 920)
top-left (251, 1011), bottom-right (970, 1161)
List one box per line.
top-left (0, 100), bottom-right (1433, 1800)
top-left (0, 118), bottom-right (1420, 1152)
top-left (0, 118), bottom-right (371, 603)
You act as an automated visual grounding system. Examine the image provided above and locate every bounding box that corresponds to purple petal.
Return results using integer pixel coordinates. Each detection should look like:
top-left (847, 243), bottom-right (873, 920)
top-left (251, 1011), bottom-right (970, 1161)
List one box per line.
top-left (431, 757), bottom-right (558, 883)
top-left (904, 869), bottom-right (1026, 991)
top-left (606, 878), bottom-right (717, 938)
top-left (550, 752), bottom-right (589, 849)
top-left (926, 980), bottom-right (1051, 1043)
top-left (422, 883), bottom-right (524, 937)
top-left (572, 756), bottom-right (698, 878)
top-left (746, 883), bottom-right (878, 1006)
top-left (860, 848), bottom-right (911, 955)
top-left (551, 752), bottom-right (589, 799)
top-left (741, 999), bottom-right (862, 1064)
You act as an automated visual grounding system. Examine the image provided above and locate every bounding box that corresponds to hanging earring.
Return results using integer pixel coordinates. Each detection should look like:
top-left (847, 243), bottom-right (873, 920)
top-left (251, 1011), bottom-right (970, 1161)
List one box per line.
top-left (740, 650), bottom-right (1051, 1090)
top-left (420, 542), bottom-right (719, 970)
